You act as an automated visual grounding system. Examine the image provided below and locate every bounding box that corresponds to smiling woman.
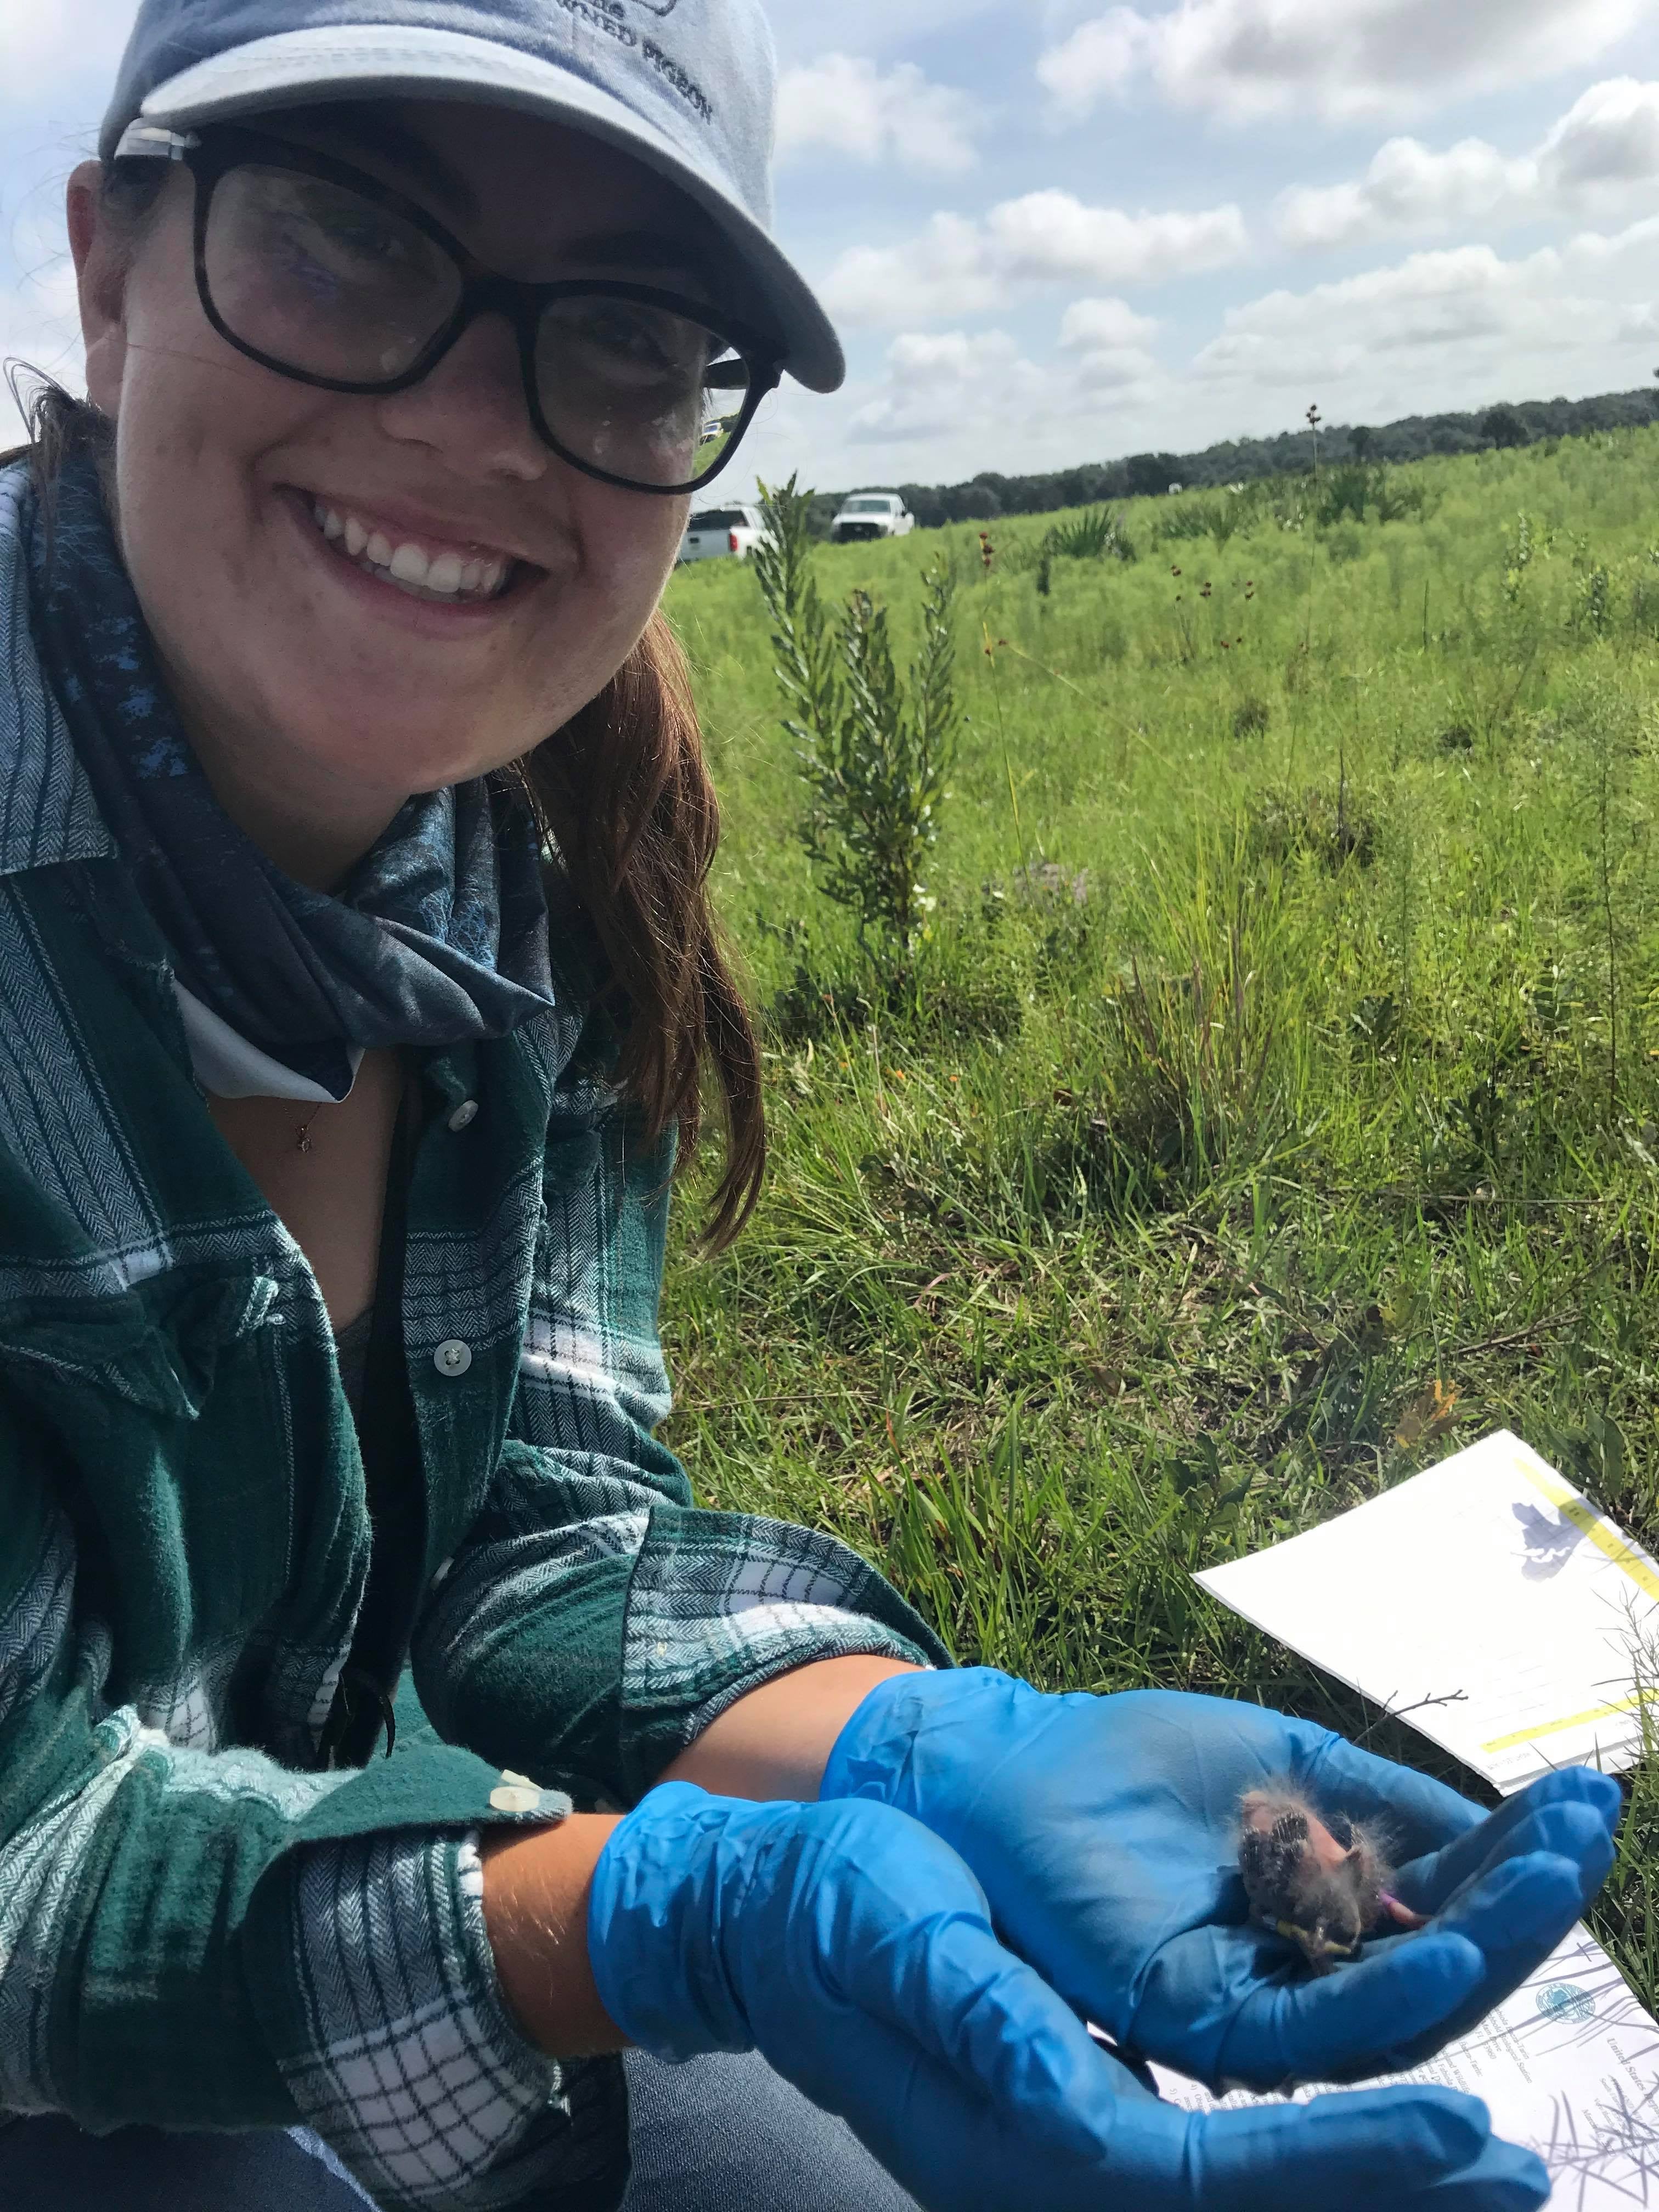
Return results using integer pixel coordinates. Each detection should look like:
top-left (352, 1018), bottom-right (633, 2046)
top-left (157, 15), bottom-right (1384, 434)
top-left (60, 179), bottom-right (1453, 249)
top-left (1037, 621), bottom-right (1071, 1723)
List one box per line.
top-left (0, 4), bottom-right (1627, 2212)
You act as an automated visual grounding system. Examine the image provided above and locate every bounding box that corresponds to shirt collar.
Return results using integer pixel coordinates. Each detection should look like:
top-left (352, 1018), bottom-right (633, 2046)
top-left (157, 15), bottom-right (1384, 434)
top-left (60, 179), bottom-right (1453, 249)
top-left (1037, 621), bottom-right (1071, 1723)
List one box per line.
top-left (0, 458), bottom-right (119, 879)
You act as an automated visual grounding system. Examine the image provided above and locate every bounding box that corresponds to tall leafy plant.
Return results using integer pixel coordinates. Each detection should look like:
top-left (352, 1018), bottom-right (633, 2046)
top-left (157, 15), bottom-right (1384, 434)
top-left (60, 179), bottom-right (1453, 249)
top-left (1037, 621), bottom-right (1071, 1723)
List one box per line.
top-left (754, 475), bottom-right (960, 958)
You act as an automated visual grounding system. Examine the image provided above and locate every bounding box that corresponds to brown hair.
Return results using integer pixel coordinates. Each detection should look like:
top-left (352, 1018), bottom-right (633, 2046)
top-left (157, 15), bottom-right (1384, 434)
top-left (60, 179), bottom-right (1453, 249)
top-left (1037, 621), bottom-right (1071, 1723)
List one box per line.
top-left (16, 147), bottom-right (767, 1246)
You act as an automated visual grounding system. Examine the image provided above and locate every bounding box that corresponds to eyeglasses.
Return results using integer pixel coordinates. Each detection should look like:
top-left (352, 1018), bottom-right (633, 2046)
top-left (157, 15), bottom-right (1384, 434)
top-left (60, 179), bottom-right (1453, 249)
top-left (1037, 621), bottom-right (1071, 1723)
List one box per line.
top-left (114, 121), bottom-right (783, 496)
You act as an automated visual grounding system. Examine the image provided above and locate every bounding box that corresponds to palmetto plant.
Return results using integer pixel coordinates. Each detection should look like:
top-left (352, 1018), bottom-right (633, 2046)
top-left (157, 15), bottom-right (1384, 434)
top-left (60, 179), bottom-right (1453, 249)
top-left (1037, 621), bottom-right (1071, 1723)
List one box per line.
top-left (755, 475), bottom-right (960, 955)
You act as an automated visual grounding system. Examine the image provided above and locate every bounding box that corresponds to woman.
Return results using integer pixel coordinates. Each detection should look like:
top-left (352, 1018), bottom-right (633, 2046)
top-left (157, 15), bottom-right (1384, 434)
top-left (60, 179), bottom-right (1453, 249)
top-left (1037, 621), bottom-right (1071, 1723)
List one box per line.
top-left (0, 1), bottom-right (1623, 2207)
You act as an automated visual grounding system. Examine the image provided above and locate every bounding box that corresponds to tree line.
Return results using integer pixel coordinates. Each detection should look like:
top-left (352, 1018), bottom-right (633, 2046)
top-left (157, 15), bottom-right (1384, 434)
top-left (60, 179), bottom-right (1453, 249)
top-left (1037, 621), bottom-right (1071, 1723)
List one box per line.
top-left (809, 383), bottom-right (1659, 537)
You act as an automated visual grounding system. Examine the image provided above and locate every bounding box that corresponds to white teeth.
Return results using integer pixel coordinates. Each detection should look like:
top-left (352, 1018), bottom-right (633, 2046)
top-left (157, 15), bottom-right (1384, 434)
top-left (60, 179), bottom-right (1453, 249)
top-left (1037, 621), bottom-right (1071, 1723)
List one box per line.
top-left (308, 496), bottom-right (514, 602)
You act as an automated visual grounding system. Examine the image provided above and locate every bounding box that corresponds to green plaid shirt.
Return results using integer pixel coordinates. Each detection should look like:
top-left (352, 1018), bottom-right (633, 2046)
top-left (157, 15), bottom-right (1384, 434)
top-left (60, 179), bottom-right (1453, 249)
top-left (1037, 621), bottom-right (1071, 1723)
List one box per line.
top-left (0, 462), bottom-right (941, 2209)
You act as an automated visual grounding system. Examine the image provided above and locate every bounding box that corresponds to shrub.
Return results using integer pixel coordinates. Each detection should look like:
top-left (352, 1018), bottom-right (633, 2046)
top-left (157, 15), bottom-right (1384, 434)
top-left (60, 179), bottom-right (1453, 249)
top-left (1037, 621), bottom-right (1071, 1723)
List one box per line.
top-left (755, 476), bottom-right (962, 957)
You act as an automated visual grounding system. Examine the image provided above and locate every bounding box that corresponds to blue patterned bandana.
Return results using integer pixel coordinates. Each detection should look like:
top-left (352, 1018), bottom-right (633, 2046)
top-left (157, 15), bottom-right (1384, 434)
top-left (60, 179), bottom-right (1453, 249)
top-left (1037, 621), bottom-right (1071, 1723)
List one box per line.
top-left (27, 450), bottom-right (558, 1100)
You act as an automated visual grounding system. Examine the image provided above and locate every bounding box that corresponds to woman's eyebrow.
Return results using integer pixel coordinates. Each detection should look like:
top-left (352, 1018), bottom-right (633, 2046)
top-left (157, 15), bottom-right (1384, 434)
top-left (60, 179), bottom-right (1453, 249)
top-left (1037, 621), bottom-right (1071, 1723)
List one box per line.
top-left (560, 229), bottom-right (719, 283)
top-left (311, 110), bottom-right (481, 223)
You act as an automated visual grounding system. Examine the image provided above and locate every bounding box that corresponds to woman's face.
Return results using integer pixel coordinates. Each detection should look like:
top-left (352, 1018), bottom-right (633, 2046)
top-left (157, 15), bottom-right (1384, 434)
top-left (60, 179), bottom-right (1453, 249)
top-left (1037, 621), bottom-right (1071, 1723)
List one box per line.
top-left (69, 103), bottom-right (718, 875)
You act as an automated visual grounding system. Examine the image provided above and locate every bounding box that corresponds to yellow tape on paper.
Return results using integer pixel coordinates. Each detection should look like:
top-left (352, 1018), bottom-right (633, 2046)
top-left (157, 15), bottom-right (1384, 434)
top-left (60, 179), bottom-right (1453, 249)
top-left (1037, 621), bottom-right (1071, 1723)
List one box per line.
top-left (1516, 1457), bottom-right (1659, 1604)
top-left (1477, 1452), bottom-right (1659, 1754)
top-left (1483, 1689), bottom-right (1655, 1755)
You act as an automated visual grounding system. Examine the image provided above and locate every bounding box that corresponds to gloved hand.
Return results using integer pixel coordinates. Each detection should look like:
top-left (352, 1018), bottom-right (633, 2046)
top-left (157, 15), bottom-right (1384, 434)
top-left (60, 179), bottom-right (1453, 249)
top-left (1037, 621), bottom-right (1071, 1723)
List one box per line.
top-left (589, 1780), bottom-right (1550, 2212)
top-left (821, 1671), bottom-right (1623, 2092)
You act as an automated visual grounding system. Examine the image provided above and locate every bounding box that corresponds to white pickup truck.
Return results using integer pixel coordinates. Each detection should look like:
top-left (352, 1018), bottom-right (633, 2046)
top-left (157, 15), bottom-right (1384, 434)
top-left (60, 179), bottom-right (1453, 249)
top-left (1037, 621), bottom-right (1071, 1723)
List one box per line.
top-left (678, 503), bottom-right (766, 563)
top-left (830, 491), bottom-right (916, 544)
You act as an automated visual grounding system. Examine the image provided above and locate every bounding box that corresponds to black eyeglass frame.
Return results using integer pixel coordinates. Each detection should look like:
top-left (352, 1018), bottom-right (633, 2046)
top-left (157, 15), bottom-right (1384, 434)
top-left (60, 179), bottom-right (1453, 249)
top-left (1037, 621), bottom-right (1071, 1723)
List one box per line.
top-left (114, 121), bottom-right (785, 496)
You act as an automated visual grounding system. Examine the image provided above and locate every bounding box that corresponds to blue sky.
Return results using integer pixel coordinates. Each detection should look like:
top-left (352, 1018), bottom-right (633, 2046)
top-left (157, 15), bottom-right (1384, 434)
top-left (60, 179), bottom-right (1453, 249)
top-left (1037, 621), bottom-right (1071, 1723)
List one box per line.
top-left (5, 0), bottom-right (1659, 496)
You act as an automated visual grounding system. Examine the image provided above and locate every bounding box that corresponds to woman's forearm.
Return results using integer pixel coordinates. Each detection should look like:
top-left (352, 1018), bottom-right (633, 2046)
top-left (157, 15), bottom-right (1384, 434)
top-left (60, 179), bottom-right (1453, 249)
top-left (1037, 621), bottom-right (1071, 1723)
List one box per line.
top-left (662, 1655), bottom-right (922, 1802)
top-left (482, 1659), bottom-right (919, 2056)
top-left (479, 1814), bottom-right (625, 2054)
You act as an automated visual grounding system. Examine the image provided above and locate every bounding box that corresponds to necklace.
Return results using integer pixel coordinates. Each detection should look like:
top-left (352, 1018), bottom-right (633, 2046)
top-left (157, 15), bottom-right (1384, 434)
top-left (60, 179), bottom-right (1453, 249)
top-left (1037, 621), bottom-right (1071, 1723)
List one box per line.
top-left (295, 1109), bottom-right (321, 1155)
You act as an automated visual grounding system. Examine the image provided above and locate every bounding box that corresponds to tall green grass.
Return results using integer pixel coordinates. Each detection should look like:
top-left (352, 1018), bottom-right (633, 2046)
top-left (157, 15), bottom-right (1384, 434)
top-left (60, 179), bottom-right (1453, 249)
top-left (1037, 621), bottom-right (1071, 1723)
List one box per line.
top-left (665, 428), bottom-right (1659, 2011)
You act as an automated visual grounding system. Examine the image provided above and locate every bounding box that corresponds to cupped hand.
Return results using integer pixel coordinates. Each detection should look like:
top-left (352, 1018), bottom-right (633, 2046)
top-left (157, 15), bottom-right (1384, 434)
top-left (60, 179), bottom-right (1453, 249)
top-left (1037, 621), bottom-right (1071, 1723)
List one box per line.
top-left (820, 1670), bottom-right (1623, 2092)
top-left (589, 1781), bottom-right (1549, 2212)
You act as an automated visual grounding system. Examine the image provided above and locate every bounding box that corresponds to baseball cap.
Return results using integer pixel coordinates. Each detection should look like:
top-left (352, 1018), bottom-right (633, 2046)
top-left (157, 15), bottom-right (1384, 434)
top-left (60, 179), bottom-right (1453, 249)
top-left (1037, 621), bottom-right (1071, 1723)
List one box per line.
top-left (100, 0), bottom-right (844, 392)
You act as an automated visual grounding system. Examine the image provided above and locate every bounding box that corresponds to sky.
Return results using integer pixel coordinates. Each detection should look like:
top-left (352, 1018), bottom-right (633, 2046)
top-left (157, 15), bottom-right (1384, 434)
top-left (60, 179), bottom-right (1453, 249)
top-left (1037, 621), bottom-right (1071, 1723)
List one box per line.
top-left (4, 0), bottom-right (1659, 498)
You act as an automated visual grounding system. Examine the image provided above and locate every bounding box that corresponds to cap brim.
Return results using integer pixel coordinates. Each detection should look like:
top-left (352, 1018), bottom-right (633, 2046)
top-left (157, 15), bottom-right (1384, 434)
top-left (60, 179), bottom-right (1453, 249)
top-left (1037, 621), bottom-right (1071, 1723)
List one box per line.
top-left (120, 24), bottom-right (844, 393)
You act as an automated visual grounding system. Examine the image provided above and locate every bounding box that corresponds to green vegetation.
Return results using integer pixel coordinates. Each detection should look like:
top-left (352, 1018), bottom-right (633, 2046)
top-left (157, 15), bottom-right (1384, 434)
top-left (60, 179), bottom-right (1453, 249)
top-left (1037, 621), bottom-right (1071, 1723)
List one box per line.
top-left (753, 476), bottom-right (961, 957)
top-left (838, 380), bottom-right (1659, 531)
top-left (664, 428), bottom-right (1659, 2012)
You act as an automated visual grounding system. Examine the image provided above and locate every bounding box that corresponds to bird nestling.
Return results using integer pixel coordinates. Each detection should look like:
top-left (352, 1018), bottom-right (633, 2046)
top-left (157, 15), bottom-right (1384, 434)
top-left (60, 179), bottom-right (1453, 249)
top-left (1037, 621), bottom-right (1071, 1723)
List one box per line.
top-left (1238, 1785), bottom-right (1429, 1974)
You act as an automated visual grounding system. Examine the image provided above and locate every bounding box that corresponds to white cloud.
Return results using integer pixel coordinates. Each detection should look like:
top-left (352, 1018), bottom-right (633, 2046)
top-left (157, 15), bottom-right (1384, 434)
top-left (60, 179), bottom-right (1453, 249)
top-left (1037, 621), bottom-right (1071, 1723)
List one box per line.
top-left (1540, 75), bottom-right (1659, 194)
top-left (1276, 138), bottom-right (1536, 250)
top-left (847, 329), bottom-right (1046, 444)
top-left (1274, 77), bottom-right (1659, 250)
top-left (1038, 0), bottom-right (1656, 126)
top-left (846, 300), bottom-right (1165, 448)
top-left (776, 53), bottom-right (982, 174)
top-left (1058, 295), bottom-right (1162, 388)
top-left (1194, 217), bottom-right (1659, 399)
top-left (821, 191), bottom-right (1249, 325)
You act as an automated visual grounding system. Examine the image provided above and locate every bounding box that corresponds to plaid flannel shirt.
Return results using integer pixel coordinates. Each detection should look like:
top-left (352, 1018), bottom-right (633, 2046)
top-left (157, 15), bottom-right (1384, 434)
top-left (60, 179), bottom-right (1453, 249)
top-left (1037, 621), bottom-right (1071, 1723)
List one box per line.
top-left (0, 460), bottom-right (943, 2210)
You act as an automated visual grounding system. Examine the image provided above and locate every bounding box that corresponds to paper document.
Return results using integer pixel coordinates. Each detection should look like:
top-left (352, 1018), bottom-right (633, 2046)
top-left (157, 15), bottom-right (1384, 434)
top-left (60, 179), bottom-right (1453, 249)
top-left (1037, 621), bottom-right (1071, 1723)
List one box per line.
top-left (1149, 1928), bottom-right (1659, 2210)
top-left (1195, 1430), bottom-right (1659, 1791)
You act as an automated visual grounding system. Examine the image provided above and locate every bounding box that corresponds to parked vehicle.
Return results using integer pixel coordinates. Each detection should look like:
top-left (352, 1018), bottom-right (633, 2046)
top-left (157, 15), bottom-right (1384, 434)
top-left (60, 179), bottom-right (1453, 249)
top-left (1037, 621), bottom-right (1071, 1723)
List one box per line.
top-left (830, 492), bottom-right (915, 544)
top-left (679, 503), bottom-right (766, 562)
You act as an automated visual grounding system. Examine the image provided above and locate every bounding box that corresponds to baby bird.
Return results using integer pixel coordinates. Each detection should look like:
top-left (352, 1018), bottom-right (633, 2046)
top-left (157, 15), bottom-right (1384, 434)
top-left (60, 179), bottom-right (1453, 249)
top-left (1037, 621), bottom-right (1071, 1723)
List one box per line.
top-left (1238, 1785), bottom-right (1429, 1974)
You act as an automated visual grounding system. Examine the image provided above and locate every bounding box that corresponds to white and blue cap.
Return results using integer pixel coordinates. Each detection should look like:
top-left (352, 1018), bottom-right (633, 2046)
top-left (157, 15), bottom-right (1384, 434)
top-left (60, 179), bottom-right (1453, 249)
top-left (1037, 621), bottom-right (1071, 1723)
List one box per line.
top-left (99, 0), bottom-right (844, 391)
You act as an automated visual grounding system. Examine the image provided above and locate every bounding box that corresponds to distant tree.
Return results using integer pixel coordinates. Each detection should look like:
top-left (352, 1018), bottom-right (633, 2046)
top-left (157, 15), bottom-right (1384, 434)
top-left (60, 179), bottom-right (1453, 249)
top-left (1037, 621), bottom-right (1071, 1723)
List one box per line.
top-left (899, 483), bottom-right (946, 531)
top-left (1123, 452), bottom-right (1183, 499)
top-left (1481, 403), bottom-right (1530, 449)
top-left (946, 483), bottom-right (1000, 521)
top-left (870, 382), bottom-right (1657, 532)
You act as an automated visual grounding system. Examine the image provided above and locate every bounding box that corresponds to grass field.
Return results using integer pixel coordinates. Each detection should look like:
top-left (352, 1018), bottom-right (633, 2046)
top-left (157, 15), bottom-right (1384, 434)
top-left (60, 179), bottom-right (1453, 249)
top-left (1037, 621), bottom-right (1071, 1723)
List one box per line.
top-left (662, 426), bottom-right (1659, 2011)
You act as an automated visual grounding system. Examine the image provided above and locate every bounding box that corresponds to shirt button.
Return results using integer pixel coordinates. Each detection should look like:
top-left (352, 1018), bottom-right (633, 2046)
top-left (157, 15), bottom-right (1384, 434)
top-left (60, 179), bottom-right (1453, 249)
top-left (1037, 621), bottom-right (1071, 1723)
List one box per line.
top-left (447, 1099), bottom-right (479, 1133)
top-left (489, 1784), bottom-right (543, 1815)
top-left (433, 1338), bottom-right (473, 1378)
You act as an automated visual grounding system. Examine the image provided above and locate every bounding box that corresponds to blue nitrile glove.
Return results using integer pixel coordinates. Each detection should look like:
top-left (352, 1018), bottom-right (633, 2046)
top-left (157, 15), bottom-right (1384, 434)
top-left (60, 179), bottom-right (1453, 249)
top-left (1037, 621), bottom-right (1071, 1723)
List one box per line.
top-left (821, 1672), bottom-right (1623, 2094)
top-left (589, 1780), bottom-right (1550, 2212)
